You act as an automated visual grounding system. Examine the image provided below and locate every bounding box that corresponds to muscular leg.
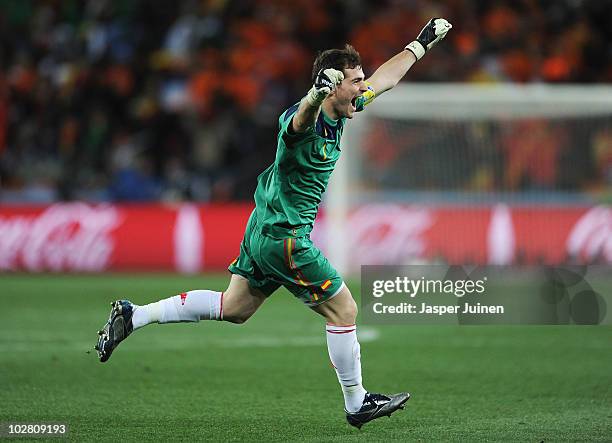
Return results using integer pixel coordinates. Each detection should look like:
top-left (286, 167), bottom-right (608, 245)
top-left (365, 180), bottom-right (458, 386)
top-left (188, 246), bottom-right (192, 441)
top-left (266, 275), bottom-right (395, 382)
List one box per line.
top-left (311, 285), bottom-right (367, 413)
top-left (132, 274), bottom-right (267, 329)
top-left (310, 284), bottom-right (358, 325)
top-left (220, 274), bottom-right (268, 324)
top-left (96, 274), bottom-right (267, 363)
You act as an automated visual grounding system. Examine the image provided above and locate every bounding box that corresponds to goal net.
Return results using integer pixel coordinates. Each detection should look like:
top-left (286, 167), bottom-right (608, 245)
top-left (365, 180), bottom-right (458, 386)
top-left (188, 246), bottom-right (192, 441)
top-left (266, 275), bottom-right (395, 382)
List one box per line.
top-left (319, 84), bottom-right (612, 274)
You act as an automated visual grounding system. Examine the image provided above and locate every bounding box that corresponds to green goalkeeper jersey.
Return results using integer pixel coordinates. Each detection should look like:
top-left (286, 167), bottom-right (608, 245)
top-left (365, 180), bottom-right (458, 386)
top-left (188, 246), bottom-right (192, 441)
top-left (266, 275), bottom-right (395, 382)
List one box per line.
top-left (253, 91), bottom-right (373, 236)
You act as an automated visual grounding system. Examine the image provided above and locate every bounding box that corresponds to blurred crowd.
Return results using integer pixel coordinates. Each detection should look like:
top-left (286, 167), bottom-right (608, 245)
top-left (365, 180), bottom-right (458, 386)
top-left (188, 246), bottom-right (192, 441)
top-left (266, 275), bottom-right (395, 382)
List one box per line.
top-left (0, 0), bottom-right (610, 203)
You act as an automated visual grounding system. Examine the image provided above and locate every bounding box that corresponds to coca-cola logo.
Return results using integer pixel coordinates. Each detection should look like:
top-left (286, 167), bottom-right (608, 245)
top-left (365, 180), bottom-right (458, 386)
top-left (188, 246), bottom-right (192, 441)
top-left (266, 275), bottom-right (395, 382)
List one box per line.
top-left (566, 206), bottom-right (612, 263)
top-left (0, 204), bottom-right (122, 271)
top-left (349, 204), bottom-right (433, 267)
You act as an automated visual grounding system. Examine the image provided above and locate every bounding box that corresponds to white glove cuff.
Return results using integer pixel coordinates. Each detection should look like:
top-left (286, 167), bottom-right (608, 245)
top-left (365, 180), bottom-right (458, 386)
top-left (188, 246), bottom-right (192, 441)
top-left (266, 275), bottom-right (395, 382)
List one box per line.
top-left (405, 41), bottom-right (425, 60)
top-left (305, 86), bottom-right (326, 107)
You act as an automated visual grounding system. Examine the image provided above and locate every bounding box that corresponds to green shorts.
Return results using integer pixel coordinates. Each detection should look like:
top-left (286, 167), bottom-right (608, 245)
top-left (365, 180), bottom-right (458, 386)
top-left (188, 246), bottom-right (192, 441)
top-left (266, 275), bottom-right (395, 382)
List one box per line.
top-left (228, 211), bottom-right (344, 306)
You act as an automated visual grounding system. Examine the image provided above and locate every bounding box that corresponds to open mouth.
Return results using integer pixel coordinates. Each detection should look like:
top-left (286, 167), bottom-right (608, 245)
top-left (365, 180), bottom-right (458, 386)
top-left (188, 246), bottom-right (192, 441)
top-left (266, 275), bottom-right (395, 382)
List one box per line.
top-left (350, 96), bottom-right (359, 111)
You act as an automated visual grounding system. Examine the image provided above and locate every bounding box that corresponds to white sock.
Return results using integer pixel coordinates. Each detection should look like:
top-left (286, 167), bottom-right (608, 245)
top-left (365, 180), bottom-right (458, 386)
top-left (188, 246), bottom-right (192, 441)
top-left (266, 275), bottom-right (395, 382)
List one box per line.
top-left (326, 323), bottom-right (367, 412)
top-left (132, 290), bottom-right (223, 329)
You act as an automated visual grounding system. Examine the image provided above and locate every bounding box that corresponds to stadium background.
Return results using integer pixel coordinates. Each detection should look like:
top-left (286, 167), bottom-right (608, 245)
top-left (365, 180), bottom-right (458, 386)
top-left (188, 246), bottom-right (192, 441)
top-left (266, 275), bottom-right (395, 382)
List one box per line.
top-left (1, 0), bottom-right (611, 271)
top-left (1, 1), bottom-right (611, 441)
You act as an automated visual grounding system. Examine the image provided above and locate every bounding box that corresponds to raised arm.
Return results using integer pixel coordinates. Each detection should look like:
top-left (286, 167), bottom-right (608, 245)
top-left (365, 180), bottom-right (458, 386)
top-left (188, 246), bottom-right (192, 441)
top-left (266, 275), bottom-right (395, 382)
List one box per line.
top-left (367, 18), bottom-right (452, 96)
top-left (292, 68), bottom-right (344, 133)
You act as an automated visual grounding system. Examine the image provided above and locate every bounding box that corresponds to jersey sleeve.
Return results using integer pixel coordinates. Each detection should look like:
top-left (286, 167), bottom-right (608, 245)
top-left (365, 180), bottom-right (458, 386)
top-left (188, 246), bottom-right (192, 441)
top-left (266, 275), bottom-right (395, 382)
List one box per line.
top-left (278, 103), bottom-right (317, 145)
top-left (355, 82), bottom-right (376, 112)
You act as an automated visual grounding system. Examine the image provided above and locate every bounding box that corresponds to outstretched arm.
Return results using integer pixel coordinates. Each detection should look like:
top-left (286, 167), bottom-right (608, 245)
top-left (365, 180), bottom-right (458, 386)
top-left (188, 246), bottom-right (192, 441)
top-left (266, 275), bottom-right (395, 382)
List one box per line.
top-left (367, 18), bottom-right (452, 96)
top-left (292, 68), bottom-right (344, 133)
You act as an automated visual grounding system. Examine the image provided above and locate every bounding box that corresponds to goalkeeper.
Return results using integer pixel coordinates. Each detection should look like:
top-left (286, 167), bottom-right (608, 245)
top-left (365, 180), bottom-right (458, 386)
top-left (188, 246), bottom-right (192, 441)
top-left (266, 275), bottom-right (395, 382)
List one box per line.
top-left (95, 18), bottom-right (452, 429)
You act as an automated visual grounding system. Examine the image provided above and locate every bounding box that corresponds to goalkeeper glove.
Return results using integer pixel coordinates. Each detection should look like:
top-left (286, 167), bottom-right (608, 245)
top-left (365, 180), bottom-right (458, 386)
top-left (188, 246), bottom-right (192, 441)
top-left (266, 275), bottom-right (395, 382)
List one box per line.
top-left (405, 18), bottom-right (452, 60)
top-left (305, 68), bottom-right (344, 107)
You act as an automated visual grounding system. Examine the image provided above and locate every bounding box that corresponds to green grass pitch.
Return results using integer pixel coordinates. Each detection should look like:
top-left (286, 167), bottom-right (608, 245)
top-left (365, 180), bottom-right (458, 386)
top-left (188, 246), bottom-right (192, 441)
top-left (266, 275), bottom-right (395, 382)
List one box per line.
top-left (1, 273), bottom-right (611, 442)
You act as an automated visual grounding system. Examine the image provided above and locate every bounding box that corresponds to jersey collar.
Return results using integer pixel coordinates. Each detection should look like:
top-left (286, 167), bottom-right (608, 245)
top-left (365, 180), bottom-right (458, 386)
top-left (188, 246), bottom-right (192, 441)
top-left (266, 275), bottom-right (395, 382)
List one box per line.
top-left (321, 110), bottom-right (339, 126)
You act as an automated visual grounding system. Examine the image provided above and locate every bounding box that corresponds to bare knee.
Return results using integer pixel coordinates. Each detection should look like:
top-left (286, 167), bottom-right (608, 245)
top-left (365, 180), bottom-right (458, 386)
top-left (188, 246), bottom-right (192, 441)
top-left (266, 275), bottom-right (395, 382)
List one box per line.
top-left (222, 275), bottom-right (266, 325)
top-left (222, 291), bottom-right (256, 325)
top-left (335, 296), bottom-right (358, 325)
top-left (311, 286), bottom-right (358, 326)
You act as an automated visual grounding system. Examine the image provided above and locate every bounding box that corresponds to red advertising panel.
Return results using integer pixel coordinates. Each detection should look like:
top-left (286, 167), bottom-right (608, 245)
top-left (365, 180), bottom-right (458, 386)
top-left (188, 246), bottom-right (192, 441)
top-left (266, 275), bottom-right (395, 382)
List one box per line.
top-left (0, 203), bottom-right (609, 272)
top-left (0, 203), bottom-right (252, 272)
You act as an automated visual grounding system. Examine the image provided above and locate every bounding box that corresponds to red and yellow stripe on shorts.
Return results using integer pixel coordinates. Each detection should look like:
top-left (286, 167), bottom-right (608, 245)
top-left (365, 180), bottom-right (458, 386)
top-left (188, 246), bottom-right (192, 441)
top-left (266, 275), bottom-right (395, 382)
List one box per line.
top-left (284, 237), bottom-right (324, 302)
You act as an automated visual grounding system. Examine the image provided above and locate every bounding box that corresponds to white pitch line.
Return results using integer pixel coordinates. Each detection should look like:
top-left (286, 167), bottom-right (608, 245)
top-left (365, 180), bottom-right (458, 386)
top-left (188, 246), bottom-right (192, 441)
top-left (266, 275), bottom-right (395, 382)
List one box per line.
top-left (0, 328), bottom-right (381, 352)
top-left (210, 327), bottom-right (380, 348)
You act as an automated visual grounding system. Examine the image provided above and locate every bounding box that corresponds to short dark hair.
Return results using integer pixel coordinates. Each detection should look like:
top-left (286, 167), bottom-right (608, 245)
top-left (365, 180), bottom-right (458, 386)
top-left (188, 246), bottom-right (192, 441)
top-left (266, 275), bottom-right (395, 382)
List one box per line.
top-left (311, 44), bottom-right (361, 82)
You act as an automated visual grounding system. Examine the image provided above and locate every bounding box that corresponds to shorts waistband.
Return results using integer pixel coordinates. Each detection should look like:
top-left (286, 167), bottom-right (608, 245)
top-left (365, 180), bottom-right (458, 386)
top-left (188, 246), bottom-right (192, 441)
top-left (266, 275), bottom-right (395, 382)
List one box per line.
top-left (261, 223), bottom-right (312, 238)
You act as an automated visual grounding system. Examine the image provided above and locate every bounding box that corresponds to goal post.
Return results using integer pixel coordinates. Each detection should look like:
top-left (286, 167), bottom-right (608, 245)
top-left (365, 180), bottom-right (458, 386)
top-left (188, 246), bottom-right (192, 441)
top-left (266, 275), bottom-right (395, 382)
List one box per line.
top-left (323, 84), bottom-right (612, 275)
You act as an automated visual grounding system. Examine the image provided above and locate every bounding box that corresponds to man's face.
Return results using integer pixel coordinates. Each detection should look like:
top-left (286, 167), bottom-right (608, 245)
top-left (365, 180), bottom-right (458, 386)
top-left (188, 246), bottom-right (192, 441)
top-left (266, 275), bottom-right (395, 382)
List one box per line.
top-left (329, 66), bottom-right (368, 119)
